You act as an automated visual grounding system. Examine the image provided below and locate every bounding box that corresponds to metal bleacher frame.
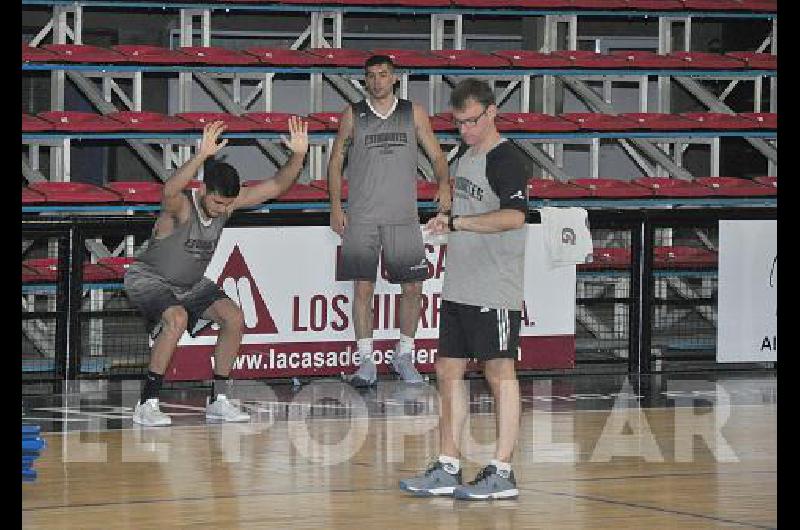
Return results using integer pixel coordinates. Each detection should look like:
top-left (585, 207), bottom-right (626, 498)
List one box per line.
top-left (22, 0), bottom-right (777, 184)
top-left (21, 0), bottom-right (777, 379)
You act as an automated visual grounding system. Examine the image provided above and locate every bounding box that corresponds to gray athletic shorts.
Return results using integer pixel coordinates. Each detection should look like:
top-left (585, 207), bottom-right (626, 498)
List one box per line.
top-left (123, 262), bottom-right (229, 337)
top-left (336, 222), bottom-right (429, 283)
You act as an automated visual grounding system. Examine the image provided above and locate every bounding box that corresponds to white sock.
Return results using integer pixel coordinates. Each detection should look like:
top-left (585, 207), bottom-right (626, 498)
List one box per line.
top-left (490, 459), bottom-right (511, 474)
top-left (357, 338), bottom-right (374, 364)
top-left (397, 334), bottom-right (415, 356)
top-left (438, 454), bottom-right (460, 474)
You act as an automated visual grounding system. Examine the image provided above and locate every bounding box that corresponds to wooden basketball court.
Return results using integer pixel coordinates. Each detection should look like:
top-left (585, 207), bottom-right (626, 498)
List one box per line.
top-left (22, 373), bottom-right (776, 529)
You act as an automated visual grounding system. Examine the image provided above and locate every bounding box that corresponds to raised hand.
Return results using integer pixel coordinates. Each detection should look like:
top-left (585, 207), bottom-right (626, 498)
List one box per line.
top-left (199, 120), bottom-right (228, 159)
top-left (281, 116), bottom-right (309, 156)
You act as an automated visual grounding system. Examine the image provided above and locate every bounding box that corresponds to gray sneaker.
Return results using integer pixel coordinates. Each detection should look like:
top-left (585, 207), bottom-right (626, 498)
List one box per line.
top-left (133, 398), bottom-right (172, 427)
top-left (391, 351), bottom-right (423, 384)
top-left (206, 395), bottom-right (250, 422)
top-left (453, 465), bottom-right (518, 500)
top-left (399, 460), bottom-right (462, 496)
top-left (345, 360), bottom-right (377, 388)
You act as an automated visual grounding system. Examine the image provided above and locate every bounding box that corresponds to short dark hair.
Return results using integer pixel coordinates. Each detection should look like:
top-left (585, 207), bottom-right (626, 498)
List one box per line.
top-left (203, 159), bottom-right (240, 198)
top-left (450, 78), bottom-right (496, 110)
top-left (364, 54), bottom-right (396, 72)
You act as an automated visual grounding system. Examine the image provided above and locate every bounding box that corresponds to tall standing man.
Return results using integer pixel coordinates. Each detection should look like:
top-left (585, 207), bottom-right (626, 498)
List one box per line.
top-left (400, 78), bottom-right (529, 500)
top-left (125, 118), bottom-right (308, 426)
top-left (327, 55), bottom-right (451, 387)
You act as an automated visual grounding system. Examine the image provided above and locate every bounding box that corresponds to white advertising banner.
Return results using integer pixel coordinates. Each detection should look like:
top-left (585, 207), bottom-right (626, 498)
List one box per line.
top-left (718, 220), bottom-right (777, 362)
top-left (169, 225), bottom-right (576, 379)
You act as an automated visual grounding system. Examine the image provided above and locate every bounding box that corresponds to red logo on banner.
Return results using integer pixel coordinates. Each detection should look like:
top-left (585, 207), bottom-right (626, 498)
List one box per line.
top-left (197, 245), bottom-right (279, 335)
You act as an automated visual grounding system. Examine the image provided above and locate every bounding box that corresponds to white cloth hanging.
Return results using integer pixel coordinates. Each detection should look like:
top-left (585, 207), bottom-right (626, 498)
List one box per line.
top-left (539, 207), bottom-right (593, 268)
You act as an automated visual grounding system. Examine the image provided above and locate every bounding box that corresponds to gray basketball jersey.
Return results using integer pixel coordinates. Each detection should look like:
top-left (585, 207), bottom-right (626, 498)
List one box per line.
top-left (346, 98), bottom-right (419, 224)
top-left (136, 189), bottom-right (228, 288)
top-left (442, 139), bottom-right (529, 310)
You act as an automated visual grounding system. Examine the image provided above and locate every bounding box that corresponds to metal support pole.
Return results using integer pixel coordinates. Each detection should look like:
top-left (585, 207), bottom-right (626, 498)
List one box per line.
top-left (590, 137), bottom-right (600, 179)
top-left (629, 215), bottom-right (653, 375)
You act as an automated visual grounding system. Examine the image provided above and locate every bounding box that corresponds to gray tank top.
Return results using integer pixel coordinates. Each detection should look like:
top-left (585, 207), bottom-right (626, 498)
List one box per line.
top-left (136, 189), bottom-right (228, 287)
top-left (345, 98), bottom-right (419, 225)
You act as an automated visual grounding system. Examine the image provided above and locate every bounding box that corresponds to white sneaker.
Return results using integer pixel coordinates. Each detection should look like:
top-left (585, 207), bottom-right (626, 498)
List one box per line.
top-left (206, 395), bottom-right (250, 422)
top-left (133, 398), bottom-right (172, 427)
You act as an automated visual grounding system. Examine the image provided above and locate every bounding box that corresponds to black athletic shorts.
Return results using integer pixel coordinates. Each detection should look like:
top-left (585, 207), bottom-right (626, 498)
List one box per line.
top-left (438, 300), bottom-right (521, 360)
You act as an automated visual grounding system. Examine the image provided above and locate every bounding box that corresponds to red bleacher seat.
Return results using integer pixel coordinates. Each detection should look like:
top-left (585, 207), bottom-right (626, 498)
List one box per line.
top-left (28, 182), bottom-right (123, 203)
top-left (97, 257), bottom-right (136, 279)
top-left (22, 263), bottom-right (44, 283)
top-left (734, 0), bottom-right (777, 12)
top-left (571, 0), bottom-right (632, 7)
top-left (497, 113), bottom-right (579, 132)
top-left (428, 50), bottom-right (512, 68)
top-left (22, 45), bottom-right (59, 62)
top-left (695, 176), bottom-right (776, 196)
top-left (308, 179), bottom-right (345, 199)
top-left (83, 262), bottom-right (120, 282)
top-left (739, 112), bottom-right (776, 129)
top-left (22, 187), bottom-right (47, 204)
top-left (430, 113), bottom-right (457, 132)
top-left (682, 0), bottom-right (775, 11)
top-left (22, 113), bottom-right (53, 132)
top-left (577, 248), bottom-right (631, 271)
top-left (725, 52), bottom-right (776, 70)
top-left (105, 181), bottom-right (164, 203)
top-left (243, 112), bottom-right (327, 132)
top-left (753, 176), bottom-right (776, 189)
top-left (453, 0), bottom-right (627, 6)
top-left (177, 46), bottom-right (261, 65)
top-left (22, 258), bottom-right (59, 283)
top-left (491, 50), bottom-right (572, 68)
top-left (549, 50), bottom-right (629, 68)
top-left (528, 178), bottom-right (591, 199)
top-left (619, 113), bottom-right (696, 130)
top-left (654, 246), bottom-right (717, 269)
top-left (271, 182), bottom-right (329, 202)
top-left (416, 180), bottom-right (442, 201)
top-left (666, 51), bottom-right (746, 69)
top-left (306, 48), bottom-right (373, 67)
top-left (22, 257), bottom-right (126, 283)
top-left (107, 111), bottom-right (197, 132)
top-left (36, 111), bottom-right (129, 132)
top-left (41, 44), bottom-right (128, 63)
top-left (571, 178), bottom-right (653, 198)
top-left (632, 177), bottom-right (709, 197)
top-left (242, 47), bottom-right (322, 66)
top-left (622, 0), bottom-right (685, 8)
top-left (609, 50), bottom-right (687, 69)
top-left (175, 112), bottom-right (260, 132)
top-left (343, 0), bottom-right (451, 5)
top-left (308, 112), bottom-right (343, 131)
top-left (111, 44), bottom-right (206, 64)
top-left (560, 113), bottom-right (643, 131)
top-left (679, 112), bottom-right (758, 129)
top-left (369, 49), bottom-right (450, 68)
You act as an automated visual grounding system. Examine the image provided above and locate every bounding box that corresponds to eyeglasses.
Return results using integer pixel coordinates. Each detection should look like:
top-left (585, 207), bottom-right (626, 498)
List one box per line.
top-left (452, 107), bottom-right (487, 128)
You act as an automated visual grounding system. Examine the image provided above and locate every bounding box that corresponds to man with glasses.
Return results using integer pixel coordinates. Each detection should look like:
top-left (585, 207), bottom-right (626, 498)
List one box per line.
top-left (327, 55), bottom-right (451, 387)
top-left (400, 78), bottom-right (529, 500)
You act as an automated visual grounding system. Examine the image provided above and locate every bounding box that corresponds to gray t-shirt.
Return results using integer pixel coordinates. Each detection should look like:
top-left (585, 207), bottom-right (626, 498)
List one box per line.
top-left (442, 139), bottom-right (529, 310)
top-left (345, 98), bottom-right (419, 225)
top-left (136, 189), bottom-right (229, 288)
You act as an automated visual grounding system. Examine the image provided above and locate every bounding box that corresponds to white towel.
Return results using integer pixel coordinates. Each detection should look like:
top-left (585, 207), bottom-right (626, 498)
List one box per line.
top-left (539, 207), bottom-right (593, 268)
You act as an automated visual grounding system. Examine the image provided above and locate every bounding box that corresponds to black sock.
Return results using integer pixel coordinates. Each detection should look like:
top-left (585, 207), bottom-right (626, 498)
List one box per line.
top-left (211, 373), bottom-right (229, 403)
top-left (140, 371), bottom-right (163, 405)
